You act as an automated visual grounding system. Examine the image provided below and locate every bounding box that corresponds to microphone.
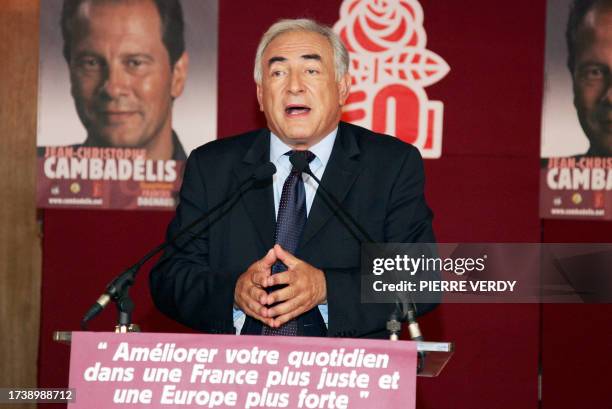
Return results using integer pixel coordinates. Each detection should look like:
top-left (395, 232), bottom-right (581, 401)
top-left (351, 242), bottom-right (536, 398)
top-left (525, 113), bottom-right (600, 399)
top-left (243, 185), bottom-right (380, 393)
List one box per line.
top-left (290, 153), bottom-right (425, 345)
top-left (291, 153), bottom-right (374, 243)
top-left (252, 162), bottom-right (277, 182)
top-left (81, 162), bottom-right (277, 328)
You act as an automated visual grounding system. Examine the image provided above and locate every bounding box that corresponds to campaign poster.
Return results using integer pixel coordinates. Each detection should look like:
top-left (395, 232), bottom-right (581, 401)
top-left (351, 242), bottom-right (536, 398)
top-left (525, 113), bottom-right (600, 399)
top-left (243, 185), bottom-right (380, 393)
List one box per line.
top-left (37, 0), bottom-right (218, 210)
top-left (540, 0), bottom-right (612, 219)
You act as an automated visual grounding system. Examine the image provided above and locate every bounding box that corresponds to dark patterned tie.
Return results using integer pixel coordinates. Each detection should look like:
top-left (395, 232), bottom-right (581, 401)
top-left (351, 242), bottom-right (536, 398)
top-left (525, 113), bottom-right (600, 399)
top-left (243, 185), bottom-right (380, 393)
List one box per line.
top-left (262, 150), bottom-right (316, 336)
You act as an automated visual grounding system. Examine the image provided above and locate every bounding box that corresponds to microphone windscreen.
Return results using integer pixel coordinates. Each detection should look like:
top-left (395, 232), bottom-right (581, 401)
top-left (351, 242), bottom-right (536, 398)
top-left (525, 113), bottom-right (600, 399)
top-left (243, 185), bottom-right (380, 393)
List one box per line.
top-left (253, 162), bottom-right (276, 181)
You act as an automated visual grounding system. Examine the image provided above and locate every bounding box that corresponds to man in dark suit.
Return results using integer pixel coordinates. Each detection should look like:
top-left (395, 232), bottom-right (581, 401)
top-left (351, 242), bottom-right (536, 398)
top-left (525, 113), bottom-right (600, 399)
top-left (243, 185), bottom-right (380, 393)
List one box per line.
top-left (150, 19), bottom-right (436, 339)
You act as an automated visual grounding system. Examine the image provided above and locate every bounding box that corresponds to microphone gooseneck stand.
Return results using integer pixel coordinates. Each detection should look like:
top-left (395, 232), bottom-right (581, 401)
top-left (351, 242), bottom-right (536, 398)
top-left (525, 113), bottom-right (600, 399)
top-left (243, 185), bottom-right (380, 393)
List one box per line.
top-left (81, 162), bottom-right (277, 332)
top-left (289, 153), bottom-right (426, 372)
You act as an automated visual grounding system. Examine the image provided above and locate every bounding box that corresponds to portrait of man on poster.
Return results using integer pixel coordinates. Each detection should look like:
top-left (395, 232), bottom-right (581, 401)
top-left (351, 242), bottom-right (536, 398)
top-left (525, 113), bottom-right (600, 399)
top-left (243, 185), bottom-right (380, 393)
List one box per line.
top-left (567, 0), bottom-right (612, 157)
top-left (60, 0), bottom-right (189, 160)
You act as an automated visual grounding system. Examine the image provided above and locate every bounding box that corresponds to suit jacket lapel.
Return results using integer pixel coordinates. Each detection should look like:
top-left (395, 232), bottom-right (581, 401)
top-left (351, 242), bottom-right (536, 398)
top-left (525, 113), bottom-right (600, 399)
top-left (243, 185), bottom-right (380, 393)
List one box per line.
top-left (233, 130), bottom-right (276, 251)
top-left (300, 123), bottom-right (362, 248)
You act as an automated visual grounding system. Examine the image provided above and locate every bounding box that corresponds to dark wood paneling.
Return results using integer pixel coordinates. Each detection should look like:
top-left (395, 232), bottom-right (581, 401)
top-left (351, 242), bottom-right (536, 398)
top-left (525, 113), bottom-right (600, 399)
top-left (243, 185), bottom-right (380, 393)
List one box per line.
top-left (0, 1), bottom-right (41, 408)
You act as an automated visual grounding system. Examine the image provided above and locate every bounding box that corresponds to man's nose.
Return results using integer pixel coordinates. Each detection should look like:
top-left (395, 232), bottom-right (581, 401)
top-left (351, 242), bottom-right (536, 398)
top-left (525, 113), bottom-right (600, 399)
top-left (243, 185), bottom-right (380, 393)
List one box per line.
top-left (602, 78), bottom-right (612, 105)
top-left (99, 63), bottom-right (130, 99)
top-left (287, 71), bottom-right (305, 94)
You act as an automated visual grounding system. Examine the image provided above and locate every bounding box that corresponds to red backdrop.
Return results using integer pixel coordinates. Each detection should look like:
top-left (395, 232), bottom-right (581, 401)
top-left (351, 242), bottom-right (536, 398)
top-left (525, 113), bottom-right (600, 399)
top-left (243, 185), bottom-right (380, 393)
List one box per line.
top-left (38, 1), bottom-right (612, 408)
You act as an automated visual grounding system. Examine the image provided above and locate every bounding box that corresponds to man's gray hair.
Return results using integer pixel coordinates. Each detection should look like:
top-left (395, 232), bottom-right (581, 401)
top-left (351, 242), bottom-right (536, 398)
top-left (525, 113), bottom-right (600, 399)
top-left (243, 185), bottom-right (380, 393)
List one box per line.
top-left (253, 18), bottom-right (350, 84)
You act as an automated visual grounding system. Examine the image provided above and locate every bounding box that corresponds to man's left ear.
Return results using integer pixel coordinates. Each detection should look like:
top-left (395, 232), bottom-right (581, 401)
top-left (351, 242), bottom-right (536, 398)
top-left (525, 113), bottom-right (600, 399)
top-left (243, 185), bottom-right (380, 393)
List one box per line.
top-left (338, 72), bottom-right (351, 106)
top-left (171, 52), bottom-right (190, 99)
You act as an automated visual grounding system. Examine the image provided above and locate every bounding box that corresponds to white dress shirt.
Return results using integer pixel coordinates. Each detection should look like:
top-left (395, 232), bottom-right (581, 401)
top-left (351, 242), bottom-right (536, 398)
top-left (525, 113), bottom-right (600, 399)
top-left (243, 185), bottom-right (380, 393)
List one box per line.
top-left (233, 128), bottom-right (338, 334)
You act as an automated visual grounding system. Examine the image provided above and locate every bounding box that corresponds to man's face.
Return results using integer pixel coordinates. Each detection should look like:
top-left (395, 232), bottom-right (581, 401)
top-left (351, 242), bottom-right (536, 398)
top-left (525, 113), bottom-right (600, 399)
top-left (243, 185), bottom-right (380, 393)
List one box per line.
top-left (256, 30), bottom-right (350, 149)
top-left (69, 0), bottom-right (187, 155)
top-left (573, 4), bottom-right (612, 156)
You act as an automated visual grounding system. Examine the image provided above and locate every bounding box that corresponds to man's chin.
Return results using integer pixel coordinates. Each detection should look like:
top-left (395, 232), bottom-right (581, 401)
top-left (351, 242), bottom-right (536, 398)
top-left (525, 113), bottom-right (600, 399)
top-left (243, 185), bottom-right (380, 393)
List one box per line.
top-left (91, 130), bottom-right (146, 149)
top-left (588, 136), bottom-right (612, 156)
top-left (276, 128), bottom-right (325, 147)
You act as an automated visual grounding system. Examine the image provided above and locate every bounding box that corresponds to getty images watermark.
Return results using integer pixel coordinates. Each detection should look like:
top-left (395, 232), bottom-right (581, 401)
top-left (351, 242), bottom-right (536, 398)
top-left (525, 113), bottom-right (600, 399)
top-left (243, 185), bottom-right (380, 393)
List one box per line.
top-left (360, 243), bottom-right (612, 304)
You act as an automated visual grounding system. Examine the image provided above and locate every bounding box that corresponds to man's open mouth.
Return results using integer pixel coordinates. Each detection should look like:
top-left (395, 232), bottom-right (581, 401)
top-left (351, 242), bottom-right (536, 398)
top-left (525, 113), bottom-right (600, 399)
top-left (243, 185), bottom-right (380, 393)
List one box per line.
top-left (285, 105), bottom-right (311, 116)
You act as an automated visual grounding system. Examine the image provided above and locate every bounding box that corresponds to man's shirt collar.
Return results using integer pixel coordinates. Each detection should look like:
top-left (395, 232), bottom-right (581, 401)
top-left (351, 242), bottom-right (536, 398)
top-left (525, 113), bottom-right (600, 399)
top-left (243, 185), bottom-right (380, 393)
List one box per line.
top-left (269, 128), bottom-right (338, 172)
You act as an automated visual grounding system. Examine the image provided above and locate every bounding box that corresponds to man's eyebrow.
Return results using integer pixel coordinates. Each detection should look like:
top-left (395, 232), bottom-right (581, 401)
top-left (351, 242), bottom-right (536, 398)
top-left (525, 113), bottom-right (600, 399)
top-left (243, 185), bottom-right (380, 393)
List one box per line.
top-left (73, 50), bottom-right (102, 59)
top-left (267, 54), bottom-right (322, 65)
top-left (576, 61), bottom-right (608, 70)
top-left (268, 56), bottom-right (287, 65)
top-left (122, 53), bottom-right (155, 61)
top-left (301, 54), bottom-right (321, 61)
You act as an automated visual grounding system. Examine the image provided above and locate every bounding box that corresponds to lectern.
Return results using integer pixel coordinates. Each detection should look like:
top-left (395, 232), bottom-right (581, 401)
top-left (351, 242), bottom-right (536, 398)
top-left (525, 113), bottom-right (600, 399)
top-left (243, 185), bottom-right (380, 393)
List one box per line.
top-left (54, 331), bottom-right (452, 409)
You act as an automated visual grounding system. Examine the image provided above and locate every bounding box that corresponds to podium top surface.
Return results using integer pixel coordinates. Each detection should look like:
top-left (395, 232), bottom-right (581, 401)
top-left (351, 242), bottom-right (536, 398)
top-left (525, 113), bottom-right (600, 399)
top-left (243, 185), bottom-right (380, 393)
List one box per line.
top-left (53, 331), bottom-right (452, 377)
top-left (53, 331), bottom-right (452, 352)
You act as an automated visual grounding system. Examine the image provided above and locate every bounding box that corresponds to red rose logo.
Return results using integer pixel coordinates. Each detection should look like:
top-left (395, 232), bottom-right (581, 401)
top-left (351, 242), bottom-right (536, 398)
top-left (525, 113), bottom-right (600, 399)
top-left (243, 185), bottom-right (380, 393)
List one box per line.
top-left (334, 0), bottom-right (449, 158)
top-left (336, 0), bottom-right (424, 54)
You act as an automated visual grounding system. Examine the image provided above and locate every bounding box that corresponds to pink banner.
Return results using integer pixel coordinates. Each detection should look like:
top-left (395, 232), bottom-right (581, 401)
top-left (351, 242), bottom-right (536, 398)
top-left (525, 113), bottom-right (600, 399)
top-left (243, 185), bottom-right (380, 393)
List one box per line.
top-left (68, 332), bottom-right (416, 409)
top-left (37, 157), bottom-right (184, 210)
top-left (540, 158), bottom-right (612, 220)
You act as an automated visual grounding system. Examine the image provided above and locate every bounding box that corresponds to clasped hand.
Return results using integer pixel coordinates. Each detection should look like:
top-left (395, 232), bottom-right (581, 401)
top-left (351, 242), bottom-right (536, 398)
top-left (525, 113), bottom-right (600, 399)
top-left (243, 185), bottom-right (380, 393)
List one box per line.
top-left (234, 244), bottom-right (327, 328)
